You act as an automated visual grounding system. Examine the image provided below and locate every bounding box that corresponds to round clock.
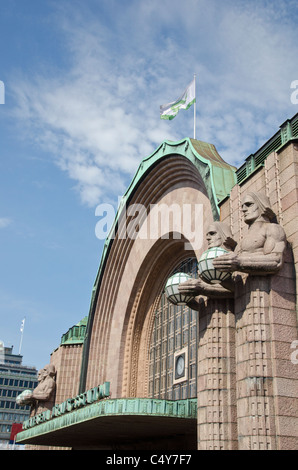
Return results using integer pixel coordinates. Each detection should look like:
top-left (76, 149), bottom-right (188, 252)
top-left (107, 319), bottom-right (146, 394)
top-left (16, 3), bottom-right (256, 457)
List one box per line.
top-left (175, 354), bottom-right (185, 378)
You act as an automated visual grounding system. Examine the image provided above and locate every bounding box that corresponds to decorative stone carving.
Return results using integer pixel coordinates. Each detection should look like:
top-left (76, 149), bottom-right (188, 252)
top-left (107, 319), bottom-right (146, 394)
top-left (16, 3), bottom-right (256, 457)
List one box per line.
top-left (213, 192), bottom-right (287, 275)
top-left (208, 192), bottom-right (291, 450)
top-left (32, 364), bottom-right (56, 402)
top-left (178, 222), bottom-right (237, 308)
top-left (16, 364), bottom-right (56, 411)
top-left (196, 297), bottom-right (237, 450)
top-left (179, 222), bottom-right (238, 449)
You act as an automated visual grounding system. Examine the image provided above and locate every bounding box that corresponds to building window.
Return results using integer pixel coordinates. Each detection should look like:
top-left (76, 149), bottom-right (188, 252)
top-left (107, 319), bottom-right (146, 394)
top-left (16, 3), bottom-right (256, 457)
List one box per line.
top-left (148, 258), bottom-right (198, 400)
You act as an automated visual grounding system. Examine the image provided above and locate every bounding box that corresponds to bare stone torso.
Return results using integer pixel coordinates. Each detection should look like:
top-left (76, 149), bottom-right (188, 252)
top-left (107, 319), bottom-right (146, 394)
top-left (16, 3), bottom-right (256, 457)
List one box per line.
top-left (241, 222), bottom-right (268, 253)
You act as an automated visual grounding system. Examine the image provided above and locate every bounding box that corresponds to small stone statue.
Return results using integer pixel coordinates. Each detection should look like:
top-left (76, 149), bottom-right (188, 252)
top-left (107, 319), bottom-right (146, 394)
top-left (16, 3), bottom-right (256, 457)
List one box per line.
top-left (31, 364), bottom-right (56, 403)
top-left (16, 364), bottom-right (56, 409)
top-left (178, 222), bottom-right (237, 308)
top-left (213, 192), bottom-right (287, 275)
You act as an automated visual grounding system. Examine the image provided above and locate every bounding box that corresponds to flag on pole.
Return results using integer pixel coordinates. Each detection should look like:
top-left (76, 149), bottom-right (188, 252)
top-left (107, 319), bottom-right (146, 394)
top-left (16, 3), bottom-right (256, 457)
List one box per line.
top-left (160, 78), bottom-right (196, 120)
top-left (20, 318), bottom-right (25, 333)
top-left (19, 318), bottom-right (25, 355)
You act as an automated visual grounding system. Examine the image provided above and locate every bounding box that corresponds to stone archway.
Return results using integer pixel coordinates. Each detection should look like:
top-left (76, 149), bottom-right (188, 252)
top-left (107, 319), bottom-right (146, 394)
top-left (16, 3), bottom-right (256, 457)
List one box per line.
top-left (83, 155), bottom-right (216, 396)
top-left (120, 236), bottom-right (196, 398)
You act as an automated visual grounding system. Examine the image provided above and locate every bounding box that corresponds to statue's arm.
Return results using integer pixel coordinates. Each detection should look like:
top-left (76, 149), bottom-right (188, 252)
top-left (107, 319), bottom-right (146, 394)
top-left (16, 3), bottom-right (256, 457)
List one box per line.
top-left (213, 225), bottom-right (286, 274)
top-left (179, 277), bottom-right (234, 302)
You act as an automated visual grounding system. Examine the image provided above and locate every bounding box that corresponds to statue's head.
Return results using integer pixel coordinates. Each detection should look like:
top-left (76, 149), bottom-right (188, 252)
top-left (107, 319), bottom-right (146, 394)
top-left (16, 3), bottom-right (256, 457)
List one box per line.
top-left (38, 364), bottom-right (56, 381)
top-left (242, 192), bottom-right (275, 225)
top-left (206, 222), bottom-right (237, 251)
top-left (44, 364), bottom-right (56, 378)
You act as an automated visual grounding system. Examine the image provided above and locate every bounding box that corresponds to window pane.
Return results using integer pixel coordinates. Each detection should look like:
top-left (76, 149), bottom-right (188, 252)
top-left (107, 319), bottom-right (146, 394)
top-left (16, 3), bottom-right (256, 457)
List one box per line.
top-left (148, 258), bottom-right (197, 400)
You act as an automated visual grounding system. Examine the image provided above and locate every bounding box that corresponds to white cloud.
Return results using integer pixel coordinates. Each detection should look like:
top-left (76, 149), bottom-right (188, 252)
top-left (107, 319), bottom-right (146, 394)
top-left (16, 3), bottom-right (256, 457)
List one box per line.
top-left (0, 218), bottom-right (12, 229)
top-left (10, 0), bottom-right (298, 206)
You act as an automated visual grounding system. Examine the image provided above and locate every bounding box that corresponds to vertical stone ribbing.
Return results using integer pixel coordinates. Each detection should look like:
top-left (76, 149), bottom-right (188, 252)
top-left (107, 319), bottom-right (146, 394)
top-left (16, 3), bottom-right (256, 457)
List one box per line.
top-left (235, 276), bottom-right (277, 450)
top-left (197, 298), bottom-right (237, 449)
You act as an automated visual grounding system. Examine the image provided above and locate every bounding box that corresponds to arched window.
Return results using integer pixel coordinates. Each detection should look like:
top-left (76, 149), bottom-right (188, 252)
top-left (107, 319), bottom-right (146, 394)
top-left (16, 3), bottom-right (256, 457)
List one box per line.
top-left (148, 258), bottom-right (198, 400)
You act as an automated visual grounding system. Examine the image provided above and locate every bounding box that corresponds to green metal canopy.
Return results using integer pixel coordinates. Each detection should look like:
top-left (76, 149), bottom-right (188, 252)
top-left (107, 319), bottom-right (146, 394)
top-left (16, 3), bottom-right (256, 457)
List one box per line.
top-left (17, 398), bottom-right (197, 449)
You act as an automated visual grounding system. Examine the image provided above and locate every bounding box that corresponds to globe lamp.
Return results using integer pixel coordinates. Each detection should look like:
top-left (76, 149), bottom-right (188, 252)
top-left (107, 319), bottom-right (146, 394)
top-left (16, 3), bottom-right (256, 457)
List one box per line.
top-left (16, 389), bottom-right (33, 406)
top-left (165, 272), bottom-right (194, 306)
top-left (198, 247), bottom-right (232, 284)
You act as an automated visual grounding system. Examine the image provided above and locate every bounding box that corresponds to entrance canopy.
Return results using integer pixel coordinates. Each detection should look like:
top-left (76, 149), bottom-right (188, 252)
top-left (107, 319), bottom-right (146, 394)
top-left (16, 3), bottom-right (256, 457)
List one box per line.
top-left (17, 398), bottom-right (197, 449)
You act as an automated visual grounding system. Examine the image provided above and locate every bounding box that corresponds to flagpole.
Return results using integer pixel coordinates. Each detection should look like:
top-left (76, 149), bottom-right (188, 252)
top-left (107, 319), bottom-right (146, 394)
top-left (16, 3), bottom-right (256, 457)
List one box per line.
top-left (193, 74), bottom-right (196, 139)
top-left (19, 318), bottom-right (25, 355)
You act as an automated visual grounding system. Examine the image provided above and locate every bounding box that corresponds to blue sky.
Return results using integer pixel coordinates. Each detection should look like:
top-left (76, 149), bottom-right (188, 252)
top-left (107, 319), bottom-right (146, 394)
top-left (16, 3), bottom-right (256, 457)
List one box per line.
top-left (0, 0), bottom-right (298, 371)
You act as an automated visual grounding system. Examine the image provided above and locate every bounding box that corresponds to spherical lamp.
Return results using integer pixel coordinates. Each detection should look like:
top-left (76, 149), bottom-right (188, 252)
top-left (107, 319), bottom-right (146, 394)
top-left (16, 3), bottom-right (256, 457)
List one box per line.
top-left (16, 389), bottom-right (33, 406)
top-left (198, 247), bottom-right (232, 284)
top-left (165, 272), bottom-right (194, 306)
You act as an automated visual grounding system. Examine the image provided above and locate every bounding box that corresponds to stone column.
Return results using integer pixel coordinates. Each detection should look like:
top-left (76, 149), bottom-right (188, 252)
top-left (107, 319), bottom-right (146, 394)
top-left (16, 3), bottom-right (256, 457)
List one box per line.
top-left (234, 268), bottom-right (298, 450)
top-left (197, 298), bottom-right (237, 450)
top-left (235, 275), bottom-right (276, 450)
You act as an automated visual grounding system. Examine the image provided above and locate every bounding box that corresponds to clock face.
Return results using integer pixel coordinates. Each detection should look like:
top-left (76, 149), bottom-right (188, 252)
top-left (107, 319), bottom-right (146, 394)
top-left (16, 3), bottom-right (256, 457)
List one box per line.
top-left (175, 354), bottom-right (185, 378)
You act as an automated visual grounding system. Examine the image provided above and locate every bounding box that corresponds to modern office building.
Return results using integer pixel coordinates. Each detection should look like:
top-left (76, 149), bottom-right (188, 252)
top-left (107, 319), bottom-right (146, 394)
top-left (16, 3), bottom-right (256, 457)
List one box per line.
top-left (17, 113), bottom-right (298, 450)
top-left (0, 345), bottom-right (38, 447)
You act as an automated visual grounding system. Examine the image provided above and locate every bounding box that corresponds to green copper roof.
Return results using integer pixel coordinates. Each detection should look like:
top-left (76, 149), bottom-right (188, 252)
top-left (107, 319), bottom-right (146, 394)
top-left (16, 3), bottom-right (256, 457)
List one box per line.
top-left (120, 138), bottom-right (236, 218)
top-left (60, 316), bottom-right (88, 345)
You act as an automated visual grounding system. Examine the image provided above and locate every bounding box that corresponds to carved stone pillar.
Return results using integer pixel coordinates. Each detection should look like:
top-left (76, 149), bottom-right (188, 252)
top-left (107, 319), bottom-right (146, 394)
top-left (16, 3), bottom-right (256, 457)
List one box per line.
top-left (234, 266), bottom-right (297, 450)
top-left (234, 275), bottom-right (275, 449)
top-left (197, 298), bottom-right (237, 450)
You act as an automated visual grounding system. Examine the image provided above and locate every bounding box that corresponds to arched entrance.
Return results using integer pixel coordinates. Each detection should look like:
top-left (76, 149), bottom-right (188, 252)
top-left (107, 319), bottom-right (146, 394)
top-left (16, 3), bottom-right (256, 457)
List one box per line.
top-left (81, 140), bottom-right (236, 397)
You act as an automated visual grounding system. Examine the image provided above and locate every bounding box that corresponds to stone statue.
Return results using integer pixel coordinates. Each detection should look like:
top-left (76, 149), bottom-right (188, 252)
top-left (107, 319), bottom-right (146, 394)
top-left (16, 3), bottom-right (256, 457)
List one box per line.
top-left (16, 364), bottom-right (56, 411)
top-left (178, 222), bottom-right (237, 308)
top-left (31, 364), bottom-right (56, 402)
top-left (213, 192), bottom-right (287, 275)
